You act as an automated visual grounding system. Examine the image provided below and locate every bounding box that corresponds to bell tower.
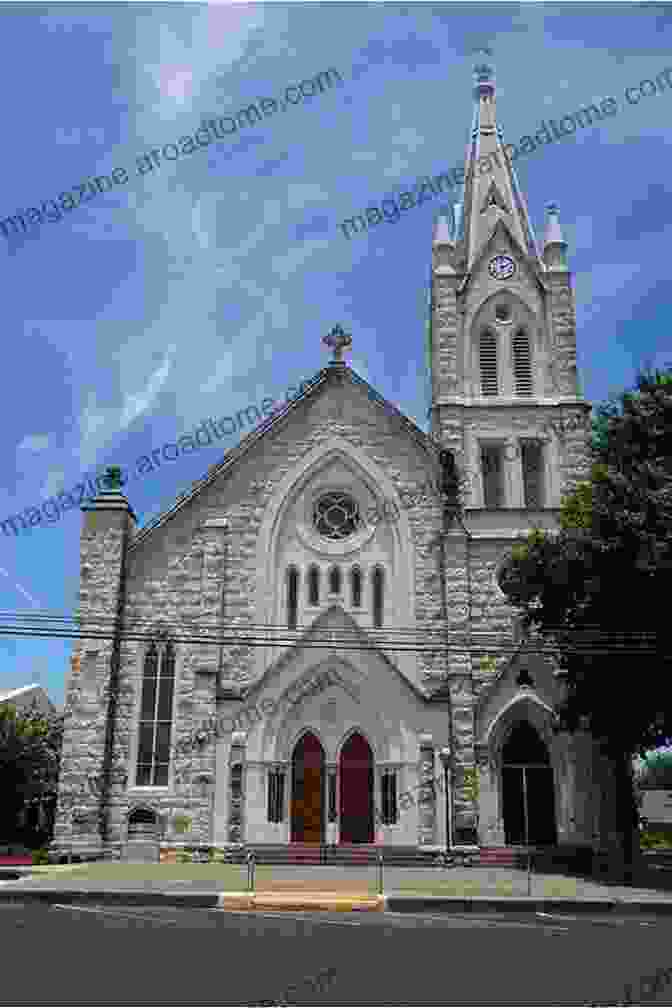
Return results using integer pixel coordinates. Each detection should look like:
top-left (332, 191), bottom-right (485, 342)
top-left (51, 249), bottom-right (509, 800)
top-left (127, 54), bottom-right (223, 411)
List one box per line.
top-left (428, 54), bottom-right (591, 513)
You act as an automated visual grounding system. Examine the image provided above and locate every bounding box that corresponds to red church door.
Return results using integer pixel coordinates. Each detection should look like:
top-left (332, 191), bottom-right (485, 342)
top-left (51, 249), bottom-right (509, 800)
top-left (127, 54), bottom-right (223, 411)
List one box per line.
top-left (290, 732), bottom-right (324, 843)
top-left (339, 732), bottom-right (374, 844)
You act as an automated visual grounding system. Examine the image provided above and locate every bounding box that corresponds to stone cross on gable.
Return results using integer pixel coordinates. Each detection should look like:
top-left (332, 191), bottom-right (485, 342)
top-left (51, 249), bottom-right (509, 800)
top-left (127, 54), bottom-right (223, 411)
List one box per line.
top-left (322, 324), bottom-right (352, 364)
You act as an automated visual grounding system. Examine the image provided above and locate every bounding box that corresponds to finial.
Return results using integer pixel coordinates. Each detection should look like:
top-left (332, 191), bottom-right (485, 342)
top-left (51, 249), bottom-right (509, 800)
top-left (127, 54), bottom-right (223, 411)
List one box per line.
top-left (544, 203), bottom-right (566, 247)
top-left (322, 324), bottom-right (352, 365)
top-left (433, 212), bottom-right (453, 246)
top-left (102, 465), bottom-right (126, 491)
top-left (472, 46), bottom-right (495, 102)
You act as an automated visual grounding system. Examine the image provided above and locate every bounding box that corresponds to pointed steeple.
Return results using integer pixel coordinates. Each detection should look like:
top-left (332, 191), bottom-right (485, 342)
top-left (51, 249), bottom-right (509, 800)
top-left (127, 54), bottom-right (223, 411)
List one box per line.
top-left (543, 203), bottom-right (568, 270)
top-left (461, 51), bottom-right (540, 271)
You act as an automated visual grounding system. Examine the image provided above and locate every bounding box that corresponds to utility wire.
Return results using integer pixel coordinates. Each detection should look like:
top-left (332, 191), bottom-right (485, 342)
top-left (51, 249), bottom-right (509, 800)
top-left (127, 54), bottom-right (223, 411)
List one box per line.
top-left (0, 606), bottom-right (662, 638)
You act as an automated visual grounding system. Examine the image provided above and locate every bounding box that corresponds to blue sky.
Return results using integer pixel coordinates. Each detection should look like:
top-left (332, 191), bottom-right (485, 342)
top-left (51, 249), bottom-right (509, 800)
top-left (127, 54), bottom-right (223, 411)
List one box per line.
top-left (1, 2), bottom-right (670, 708)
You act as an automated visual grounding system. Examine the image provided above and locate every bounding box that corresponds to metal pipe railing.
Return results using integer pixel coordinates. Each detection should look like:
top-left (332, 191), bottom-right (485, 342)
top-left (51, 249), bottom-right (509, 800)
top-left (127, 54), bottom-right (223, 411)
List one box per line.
top-left (246, 849), bottom-right (256, 893)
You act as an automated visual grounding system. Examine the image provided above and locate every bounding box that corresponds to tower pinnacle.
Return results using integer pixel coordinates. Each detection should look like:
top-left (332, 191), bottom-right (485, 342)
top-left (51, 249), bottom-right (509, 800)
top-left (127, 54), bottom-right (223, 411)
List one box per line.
top-left (461, 50), bottom-right (540, 271)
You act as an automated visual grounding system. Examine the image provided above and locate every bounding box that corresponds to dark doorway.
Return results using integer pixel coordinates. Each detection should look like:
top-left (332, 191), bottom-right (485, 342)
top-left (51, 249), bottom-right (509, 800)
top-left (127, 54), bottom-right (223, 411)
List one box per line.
top-left (501, 721), bottom-right (556, 845)
top-left (128, 807), bottom-right (159, 841)
top-left (338, 732), bottom-right (374, 844)
top-left (291, 732), bottom-right (325, 843)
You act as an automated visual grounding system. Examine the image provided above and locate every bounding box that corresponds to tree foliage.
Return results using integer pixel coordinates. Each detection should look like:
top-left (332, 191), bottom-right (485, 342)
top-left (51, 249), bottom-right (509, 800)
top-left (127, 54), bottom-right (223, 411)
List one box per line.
top-left (498, 365), bottom-right (672, 759)
top-left (497, 366), bottom-right (672, 876)
top-left (635, 747), bottom-right (672, 788)
top-left (0, 700), bottom-right (63, 847)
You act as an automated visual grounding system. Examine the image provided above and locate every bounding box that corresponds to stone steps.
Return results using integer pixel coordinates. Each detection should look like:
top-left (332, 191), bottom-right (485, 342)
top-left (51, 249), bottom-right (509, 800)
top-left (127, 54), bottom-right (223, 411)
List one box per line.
top-left (237, 844), bottom-right (448, 866)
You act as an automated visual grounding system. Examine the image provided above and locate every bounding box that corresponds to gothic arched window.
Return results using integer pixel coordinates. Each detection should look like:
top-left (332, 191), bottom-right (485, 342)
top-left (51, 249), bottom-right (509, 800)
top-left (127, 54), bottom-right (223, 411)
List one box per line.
top-left (308, 565), bottom-right (320, 606)
top-left (329, 565), bottom-right (341, 595)
top-left (136, 640), bottom-right (175, 787)
top-left (372, 566), bottom-right (384, 628)
top-left (350, 567), bottom-right (362, 608)
top-left (287, 566), bottom-right (299, 628)
top-left (479, 330), bottom-right (498, 396)
top-left (512, 329), bottom-right (533, 396)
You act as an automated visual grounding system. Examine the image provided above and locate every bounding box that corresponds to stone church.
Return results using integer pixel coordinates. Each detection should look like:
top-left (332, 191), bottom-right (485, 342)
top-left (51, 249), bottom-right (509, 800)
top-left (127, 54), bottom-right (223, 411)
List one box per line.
top-left (52, 61), bottom-right (618, 865)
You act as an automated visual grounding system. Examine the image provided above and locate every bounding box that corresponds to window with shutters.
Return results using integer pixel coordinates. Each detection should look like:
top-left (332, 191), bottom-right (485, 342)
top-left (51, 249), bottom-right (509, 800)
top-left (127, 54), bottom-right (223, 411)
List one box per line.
top-left (479, 331), bottom-right (498, 396)
top-left (481, 444), bottom-right (505, 508)
top-left (520, 439), bottom-right (544, 508)
top-left (267, 769), bottom-right (284, 823)
top-left (381, 771), bottom-right (398, 824)
top-left (287, 566), bottom-right (299, 628)
top-left (372, 566), bottom-right (384, 628)
top-left (136, 641), bottom-right (175, 787)
top-left (350, 567), bottom-right (362, 608)
top-left (328, 772), bottom-right (337, 822)
top-left (307, 565), bottom-right (319, 606)
top-left (512, 330), bottom-right (533, 396)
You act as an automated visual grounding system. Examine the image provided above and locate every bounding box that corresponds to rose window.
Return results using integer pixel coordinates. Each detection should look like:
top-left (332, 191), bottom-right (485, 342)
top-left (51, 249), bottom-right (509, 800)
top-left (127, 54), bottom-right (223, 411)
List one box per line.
top-left (313, 492), bottom-right (361, 540)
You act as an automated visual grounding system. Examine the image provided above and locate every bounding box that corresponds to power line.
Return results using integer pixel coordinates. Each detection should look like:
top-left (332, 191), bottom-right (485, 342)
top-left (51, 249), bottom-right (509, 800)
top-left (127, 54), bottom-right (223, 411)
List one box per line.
top-left (0, 606), bottom-right (662, 637)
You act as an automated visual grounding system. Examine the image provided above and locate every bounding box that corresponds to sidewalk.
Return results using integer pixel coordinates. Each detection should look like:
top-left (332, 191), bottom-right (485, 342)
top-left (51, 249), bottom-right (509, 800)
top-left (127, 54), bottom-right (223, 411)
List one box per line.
top-left (3, 863), bottom-right (672, 914)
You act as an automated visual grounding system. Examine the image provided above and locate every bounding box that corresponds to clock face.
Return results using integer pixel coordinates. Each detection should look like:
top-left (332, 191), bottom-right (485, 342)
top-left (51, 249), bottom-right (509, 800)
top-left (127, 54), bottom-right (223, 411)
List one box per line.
top-left (488, 255), bottom-right (516, 280)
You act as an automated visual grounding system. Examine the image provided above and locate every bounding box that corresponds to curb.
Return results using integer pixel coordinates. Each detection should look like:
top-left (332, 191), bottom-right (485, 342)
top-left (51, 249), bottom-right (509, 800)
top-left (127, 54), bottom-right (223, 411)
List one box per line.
top-left (2, 888), bottom-right (672, 916)
top-left (218, 891), bottom-right (384, 912)
top-left (384, 895), bottom-right (672, 915)
top-left (0, 888), bottom-right (220, 908)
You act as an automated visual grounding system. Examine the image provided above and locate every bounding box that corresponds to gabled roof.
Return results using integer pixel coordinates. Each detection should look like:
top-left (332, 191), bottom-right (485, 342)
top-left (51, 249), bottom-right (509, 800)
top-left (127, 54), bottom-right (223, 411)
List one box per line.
top-left (130, 363), bottom-right (439, 549)
top-left (0, 683), bottom-right (55, 713)
top-left (219, 604), bottom-right (430, 704)
top-left (458, 217), bottom-right (547, 298)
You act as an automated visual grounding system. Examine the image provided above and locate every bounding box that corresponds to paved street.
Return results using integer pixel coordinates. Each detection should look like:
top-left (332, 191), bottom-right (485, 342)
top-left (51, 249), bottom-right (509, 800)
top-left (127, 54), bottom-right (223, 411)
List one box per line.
top-left (2, 900), bottom-right (672, 1005)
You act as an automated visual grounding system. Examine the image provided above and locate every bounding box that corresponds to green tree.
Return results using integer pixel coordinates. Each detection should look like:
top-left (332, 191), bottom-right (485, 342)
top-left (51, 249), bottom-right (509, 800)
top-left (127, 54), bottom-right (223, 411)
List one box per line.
top-left (498, 365), bottom-right (672, 881)
top-left (635, 748), bottom-right (672, 789)
top-left (0, 700), bottom-right (63, 848)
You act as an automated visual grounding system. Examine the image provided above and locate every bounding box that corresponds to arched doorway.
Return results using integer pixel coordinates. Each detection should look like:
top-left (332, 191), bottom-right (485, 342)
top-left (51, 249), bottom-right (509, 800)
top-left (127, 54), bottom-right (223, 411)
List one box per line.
top-left (291, 732), bottom-right (325, 843)
top-left (501, 721), bottom-right (556, 844)
top-left (339, 732), bottom-right (374, 844)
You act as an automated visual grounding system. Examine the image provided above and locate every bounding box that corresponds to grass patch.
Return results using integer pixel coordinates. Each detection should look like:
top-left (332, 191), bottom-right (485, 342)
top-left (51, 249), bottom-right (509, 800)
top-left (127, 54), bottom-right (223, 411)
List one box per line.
top-left (393, 879), bottom-right (485, 897)
top-left (390, 877), bottom-right (581, 898)
top-left (33, 863), bottom-right (247, 882)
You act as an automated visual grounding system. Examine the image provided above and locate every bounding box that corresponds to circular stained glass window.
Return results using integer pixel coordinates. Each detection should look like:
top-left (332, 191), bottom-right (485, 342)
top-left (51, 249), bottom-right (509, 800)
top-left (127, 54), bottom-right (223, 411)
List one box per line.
top-left (313, 492), bottom-right (361, 540)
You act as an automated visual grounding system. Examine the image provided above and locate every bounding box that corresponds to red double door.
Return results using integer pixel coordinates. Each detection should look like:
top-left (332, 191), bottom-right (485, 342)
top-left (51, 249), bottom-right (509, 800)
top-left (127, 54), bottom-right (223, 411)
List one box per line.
top-left (290, 731), bottom-right (374, 844)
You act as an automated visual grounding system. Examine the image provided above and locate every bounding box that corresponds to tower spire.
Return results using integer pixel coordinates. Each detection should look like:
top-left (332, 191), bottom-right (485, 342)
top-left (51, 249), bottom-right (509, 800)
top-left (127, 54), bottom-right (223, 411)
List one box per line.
top-left (543, 203), bottom-right (569, 270)
top-left (461, 50), bottom-right (540, 271)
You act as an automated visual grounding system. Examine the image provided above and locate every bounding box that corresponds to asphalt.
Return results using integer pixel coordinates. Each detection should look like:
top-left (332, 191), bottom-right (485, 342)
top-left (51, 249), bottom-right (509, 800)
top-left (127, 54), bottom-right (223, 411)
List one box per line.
top-left (3, 900), bottom-right (671, 1005)
top-left (4, 863), bottom-right (672, 915)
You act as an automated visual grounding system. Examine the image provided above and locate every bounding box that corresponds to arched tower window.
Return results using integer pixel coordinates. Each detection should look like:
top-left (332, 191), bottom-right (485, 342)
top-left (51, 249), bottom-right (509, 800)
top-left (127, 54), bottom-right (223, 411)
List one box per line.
top-left (286, 566), bottom-right (299, 628)
top-left (350, 567), bottom-right (362, 608)
top-left (512, 329), bottom-right (533, 396)
top-left (136, 640), bottom-right (175, 787)
top-left (329, 565), bottom-right (341, 595)
top-left (307, 565), bottom-right (320, 606)
top-left (479, 330), bottom-right (498, 396)
top-left (372, 566), bottom-right (384, 628)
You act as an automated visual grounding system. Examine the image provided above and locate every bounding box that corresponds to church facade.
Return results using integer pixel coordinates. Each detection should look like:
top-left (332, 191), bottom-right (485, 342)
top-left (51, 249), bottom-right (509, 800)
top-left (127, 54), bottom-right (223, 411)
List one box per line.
top-left (52, 62), bottom-right (618, 863)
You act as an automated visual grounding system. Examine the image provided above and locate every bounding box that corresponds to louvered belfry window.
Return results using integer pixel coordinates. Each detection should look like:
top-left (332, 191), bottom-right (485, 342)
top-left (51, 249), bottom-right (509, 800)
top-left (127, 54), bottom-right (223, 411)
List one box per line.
top-left (479, 331), bottom-right (498, 396)
top-left (521, 440), bottom-right (544, 508)
top-left (136, 641), bottom-right (175, 786)
top-left (512, 330), bottom-right (533, 396)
